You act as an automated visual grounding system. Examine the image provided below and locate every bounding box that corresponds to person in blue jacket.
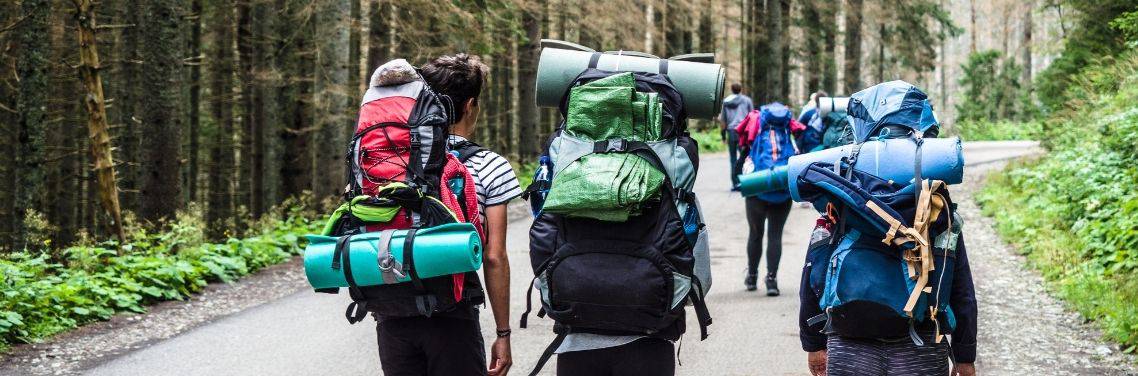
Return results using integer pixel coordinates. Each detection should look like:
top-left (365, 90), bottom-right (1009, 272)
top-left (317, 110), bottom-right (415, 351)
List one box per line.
top-left (799, 233), bottom-right (978, 376)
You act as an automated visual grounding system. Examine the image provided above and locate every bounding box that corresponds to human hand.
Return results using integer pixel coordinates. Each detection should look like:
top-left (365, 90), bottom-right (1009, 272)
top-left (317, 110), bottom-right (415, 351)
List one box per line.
top-left (488, 336), bottom-right (512, 376)
top-left (808, 350), bottom-right (827, 376)
top-left (953, 363), bottom-right (976, 376)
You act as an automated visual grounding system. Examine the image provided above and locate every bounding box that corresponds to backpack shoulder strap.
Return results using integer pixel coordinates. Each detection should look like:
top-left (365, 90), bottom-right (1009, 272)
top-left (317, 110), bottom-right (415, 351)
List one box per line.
top-left (452, 139), bottom-right (486, 163)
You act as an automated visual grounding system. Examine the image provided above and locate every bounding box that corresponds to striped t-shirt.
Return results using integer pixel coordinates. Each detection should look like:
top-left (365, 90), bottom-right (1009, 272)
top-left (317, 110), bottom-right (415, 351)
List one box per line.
top-left (448, 136), bottom-right (522, 225)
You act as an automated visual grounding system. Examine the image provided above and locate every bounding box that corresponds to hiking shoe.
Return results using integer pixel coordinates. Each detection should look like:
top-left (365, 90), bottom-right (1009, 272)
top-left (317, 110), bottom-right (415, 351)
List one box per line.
top-left (765, 274), bottom-right (780, 296)
top-left (744, 273), bottom-right (758, 291)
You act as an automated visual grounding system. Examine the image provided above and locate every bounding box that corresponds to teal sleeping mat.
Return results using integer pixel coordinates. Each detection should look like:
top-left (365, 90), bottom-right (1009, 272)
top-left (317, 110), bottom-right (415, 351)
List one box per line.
top-left (303, 223), bottom-right (482, 290)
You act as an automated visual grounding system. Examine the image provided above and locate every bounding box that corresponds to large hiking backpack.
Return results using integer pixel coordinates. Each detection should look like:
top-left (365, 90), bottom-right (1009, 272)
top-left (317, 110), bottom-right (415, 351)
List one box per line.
top-left (321, 59), bottom-right (486, 322)
top-left (521, 67), bottom-right (713, 373)
top-left (817, 111), bottom-right (855, 151)
top-left (801, 81), bottom-right (959, 345)
top-left (745, 103), bottom-right (800, 202)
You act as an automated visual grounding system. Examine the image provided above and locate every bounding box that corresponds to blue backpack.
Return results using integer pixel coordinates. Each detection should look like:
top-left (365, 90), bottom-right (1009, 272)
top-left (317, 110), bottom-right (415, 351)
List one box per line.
top-left (801, 81), bottom-right (960, 345)
top-left (748, 103), bottom-right (798, 203)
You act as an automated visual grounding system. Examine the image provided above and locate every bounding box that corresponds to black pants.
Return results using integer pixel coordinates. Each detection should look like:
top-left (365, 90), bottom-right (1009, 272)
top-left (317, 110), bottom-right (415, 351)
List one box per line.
top-left (376, 316), bottom-right (486, 376)
top-left (727, 131), bottom-right (741, 187)
top-left (556, 338), bottom-right (675, 376)
top-left (745, 197), bottom-right (792, 277)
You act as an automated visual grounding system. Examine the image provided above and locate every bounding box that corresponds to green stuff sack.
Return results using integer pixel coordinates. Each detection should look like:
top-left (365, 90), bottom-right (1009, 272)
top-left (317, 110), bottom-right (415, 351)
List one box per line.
top-left (543, 72), bottom-right (666, 221)
top-left (303, 223), bottom-right (482, 291)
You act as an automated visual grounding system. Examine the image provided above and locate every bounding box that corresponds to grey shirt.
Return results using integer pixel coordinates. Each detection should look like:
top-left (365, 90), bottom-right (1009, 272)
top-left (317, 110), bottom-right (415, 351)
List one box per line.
top-left (719, 94), bottom-right (754, 129)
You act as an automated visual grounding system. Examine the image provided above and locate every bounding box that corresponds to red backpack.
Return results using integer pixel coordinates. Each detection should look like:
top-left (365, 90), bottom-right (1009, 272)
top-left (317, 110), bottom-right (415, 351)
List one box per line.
top-left (325, 59), bottom-right (485, 322)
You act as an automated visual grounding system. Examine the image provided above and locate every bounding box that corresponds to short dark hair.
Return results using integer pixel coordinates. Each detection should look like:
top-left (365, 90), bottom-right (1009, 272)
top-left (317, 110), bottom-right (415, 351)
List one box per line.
top-left (420, 53), bottom-right (489, 123)
top-left (731, 83), bottom-right (743, 94)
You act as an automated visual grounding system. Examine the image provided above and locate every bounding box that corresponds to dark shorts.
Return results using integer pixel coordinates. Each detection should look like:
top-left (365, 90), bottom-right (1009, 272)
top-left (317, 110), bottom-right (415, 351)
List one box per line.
top-left (375, 315), bottom-right (486, 376)
top-left (556, 338), bottom-right (675, 376)
top-left (826, 334), bottom-right (950, 376)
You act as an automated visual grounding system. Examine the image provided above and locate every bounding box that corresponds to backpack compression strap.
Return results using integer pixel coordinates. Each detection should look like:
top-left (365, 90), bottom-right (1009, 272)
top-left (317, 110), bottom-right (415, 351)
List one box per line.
top-left (337, 235), bottom-right (371, 324)
top-left (527, 331), bottom-right (567, 376)
top-left (451, 140), bottom-right (486, 163)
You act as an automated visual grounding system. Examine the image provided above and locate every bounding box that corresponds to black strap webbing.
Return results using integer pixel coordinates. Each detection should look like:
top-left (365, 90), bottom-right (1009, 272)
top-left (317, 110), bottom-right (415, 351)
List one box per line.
top-left (452, 140), bottom-right (485, 163)
top-left (527, 332), bottom-right (568, 376)
top-left (913, 137), bottom-right (924, 207)
top-left (404, 229), bottom-right (423, 291)
top-left (331, 235), bottom-right (351, 271)
top-left (659, 59), bottom-right (669, 75)
top-left (587, 52), bottom-right (602, 69)
top-left (519, 275), bottom-right (538, 328)
top-left (690, 279), bottom-right (712, 340)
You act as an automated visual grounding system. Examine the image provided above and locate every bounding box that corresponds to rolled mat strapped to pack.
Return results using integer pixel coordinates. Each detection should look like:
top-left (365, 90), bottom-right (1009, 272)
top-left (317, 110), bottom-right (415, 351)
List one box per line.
top-left (303, 223), bottom-right (482, 290)
top-left (738, 137), bottom-right (964, 201)
top-left (535, 41), bottom-right (726, 119)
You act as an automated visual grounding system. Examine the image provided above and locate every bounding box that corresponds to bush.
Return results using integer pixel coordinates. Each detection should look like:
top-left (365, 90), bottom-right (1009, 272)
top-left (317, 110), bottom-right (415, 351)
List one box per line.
top-left (689, 127), bottom-right (728, 154)
top-left (0, 199), bottom-right (321, 351)
top-left (976, 52), bottom-right (1138, 352)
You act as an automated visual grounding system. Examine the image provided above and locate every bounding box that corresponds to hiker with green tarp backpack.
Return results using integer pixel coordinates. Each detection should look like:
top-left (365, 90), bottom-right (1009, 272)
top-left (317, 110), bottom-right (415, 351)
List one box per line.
top-left (520, 42), bottom-right (720, 376)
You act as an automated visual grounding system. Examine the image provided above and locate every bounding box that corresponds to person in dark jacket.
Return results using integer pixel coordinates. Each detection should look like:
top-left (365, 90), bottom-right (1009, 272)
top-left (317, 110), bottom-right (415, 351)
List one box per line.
top-left (718, 83), bottom-right (753, 190)
top-left (799, 231), bottom-right (978, 376)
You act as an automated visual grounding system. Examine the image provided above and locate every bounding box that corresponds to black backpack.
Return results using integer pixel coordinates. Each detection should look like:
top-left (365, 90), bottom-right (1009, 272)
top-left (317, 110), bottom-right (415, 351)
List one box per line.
top-left (521, 68), bottom-right (713, 374)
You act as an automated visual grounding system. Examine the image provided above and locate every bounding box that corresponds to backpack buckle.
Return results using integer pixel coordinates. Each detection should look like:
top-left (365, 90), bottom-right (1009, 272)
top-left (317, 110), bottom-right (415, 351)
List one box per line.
top-left (594, 139), bottom-right (626, 153)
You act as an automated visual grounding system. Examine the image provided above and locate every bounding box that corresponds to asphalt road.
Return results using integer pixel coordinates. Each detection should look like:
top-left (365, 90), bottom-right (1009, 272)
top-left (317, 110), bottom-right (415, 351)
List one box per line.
top-left (83, 141), bottom-right (1041, 376)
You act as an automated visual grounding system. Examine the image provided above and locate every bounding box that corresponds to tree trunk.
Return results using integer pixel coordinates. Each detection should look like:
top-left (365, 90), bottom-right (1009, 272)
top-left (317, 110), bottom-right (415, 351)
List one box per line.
top-left (767, 0), bottom-right (784, 102)
top-left (842, 0), bottom-right (863, 94)
top-left (821, 1), bottom-right (837, 93)
top-left (350, 0), bottom-right (362, 95)
top-left (208, 0), bottom-right (236, 236)
top-left (366, 0), bottom-right (392, 72)
top-left (280, 1), bottom-right (314, 200)
top-left (13, 0), bottom-right (51, 248)
top-left (188, 0), bottom-right (203, 203)
top-left (779, 0), bottom-right (791, 101)
top-left (138, 0), bottom-right (184, 223)
top-left (237, 0), bottom-right (254, 217)
top-left (1022, 0), bottom-right (1033, 91)
top-left (517, 3), bottom-right (541, 164)
top-left (969, 0), bottom-right (976, 54)
top-left (112, 0), bottom-right (141, 214)
top-left (74, 0), bottom-right (127, 246)
top-left (312, 0), bottom-right (352, 200)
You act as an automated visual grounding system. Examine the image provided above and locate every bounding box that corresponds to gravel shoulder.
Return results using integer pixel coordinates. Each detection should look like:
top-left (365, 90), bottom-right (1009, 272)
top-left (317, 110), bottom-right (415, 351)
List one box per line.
top-left (959, 160), bottom-right (1138, 375)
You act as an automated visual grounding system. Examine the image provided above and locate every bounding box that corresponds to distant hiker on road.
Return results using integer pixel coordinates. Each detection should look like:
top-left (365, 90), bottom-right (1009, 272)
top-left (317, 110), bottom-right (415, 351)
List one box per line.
top-left (794, 91), bottom-right (827, 152)
top-left (368, 54), bottom-right (519, 376)
top-left (734, 102), bottom-right (804, 295)
top-left (719, 83), bottom-right (753, 190)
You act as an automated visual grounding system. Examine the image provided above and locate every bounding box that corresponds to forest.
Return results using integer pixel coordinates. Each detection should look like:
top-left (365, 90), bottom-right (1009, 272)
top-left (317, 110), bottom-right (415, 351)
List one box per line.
top-left (8, 0), bottom-right (1135, 354)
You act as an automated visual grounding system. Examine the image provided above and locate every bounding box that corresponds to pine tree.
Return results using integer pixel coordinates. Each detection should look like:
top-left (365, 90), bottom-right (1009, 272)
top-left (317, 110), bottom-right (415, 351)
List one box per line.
top-left (137, 0), bottom-right (184, 222)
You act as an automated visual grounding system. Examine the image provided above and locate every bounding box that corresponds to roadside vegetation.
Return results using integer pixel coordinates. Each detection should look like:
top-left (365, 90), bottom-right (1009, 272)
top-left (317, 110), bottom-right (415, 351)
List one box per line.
top-left (977, 50), bottom-right (1138, 353)
top-left (0, 198), bottom-right (323, 353)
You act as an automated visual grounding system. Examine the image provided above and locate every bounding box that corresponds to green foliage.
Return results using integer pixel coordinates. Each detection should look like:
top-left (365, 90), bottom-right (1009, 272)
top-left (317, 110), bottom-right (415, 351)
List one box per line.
top-left (957, 50), bottom-right (1026, 122)
top-left (1035, 1), bottom-right (1137, 110)
top-left (976, 53), bottom-right (1138, 350)
top-left (0, 200), bottom-right (321, 350)
top-left (952, 120), bottom-right (1042, 141)
top-left (1110, 10), bottom-right (1138, 46)
top-left (689, 128), bottom-right (728, 154)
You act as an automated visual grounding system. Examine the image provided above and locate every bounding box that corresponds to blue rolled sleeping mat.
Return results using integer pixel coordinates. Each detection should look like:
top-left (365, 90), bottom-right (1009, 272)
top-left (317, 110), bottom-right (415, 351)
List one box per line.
top-left (303, 223), bottom-right (482, 291)
top-left (738, 137), bottom-right (964, 201)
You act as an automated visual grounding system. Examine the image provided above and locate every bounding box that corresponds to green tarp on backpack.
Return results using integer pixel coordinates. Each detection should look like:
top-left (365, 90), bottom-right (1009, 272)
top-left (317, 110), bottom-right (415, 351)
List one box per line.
top-left (542, 73), bottom-right (667, 221)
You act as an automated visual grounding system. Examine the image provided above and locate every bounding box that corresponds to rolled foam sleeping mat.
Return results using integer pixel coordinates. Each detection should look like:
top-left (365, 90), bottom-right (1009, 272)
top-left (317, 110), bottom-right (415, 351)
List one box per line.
top-left (535, 45), bottom-right (726, 119)
top-left (816, 97), bottom-right (849, 116)
top-left (303, 223), bottom-right (482, 290)
top-left (737, 137), bottom-right (965, 202)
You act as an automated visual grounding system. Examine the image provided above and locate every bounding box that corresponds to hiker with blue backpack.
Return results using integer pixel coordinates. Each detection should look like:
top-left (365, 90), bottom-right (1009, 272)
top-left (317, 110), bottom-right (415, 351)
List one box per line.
top-left (733, 102), bottom-right (805, 295)
top-left (787, 81), bottom-right (977, 376)
top-left (719, 83), bottom-right (754, 190)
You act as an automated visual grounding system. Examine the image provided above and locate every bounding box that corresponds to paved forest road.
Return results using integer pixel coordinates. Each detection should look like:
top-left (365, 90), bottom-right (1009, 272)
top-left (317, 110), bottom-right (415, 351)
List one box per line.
top-left (83, 141), bottom-right (1050, 376)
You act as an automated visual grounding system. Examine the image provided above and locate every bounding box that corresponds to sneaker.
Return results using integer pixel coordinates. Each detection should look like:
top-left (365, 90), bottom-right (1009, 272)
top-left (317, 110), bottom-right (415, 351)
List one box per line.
top-left (744, 273), bottom-right (758, 291)
top-left (765, 274), bottom-right (780, 296)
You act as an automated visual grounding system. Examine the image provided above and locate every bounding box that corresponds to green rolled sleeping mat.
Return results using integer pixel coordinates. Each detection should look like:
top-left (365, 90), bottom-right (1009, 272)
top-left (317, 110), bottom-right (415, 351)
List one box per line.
top-left (303, 223), bottom-right (482, 291)
top-left (535, 39), bottom-right (726, 119)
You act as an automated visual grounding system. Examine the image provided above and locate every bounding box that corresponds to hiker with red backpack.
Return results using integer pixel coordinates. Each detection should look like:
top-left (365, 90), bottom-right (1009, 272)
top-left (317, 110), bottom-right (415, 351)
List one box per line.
top-left (311, 55), bottom-right (517, 376)
top-left (733, 102), bottom-right (805, 295)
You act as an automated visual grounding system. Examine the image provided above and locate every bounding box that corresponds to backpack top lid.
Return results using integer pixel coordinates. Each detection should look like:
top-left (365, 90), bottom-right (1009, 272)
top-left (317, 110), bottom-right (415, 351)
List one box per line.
top-left (759, 102), bottom-right (792, 128)
top-left (847, 80), bottom-right (939, 143)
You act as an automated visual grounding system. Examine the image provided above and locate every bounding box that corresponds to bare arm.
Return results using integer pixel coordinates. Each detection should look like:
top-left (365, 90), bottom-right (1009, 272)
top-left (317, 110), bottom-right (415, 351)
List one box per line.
top-left (484, 203), bottom-right (512, 375)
